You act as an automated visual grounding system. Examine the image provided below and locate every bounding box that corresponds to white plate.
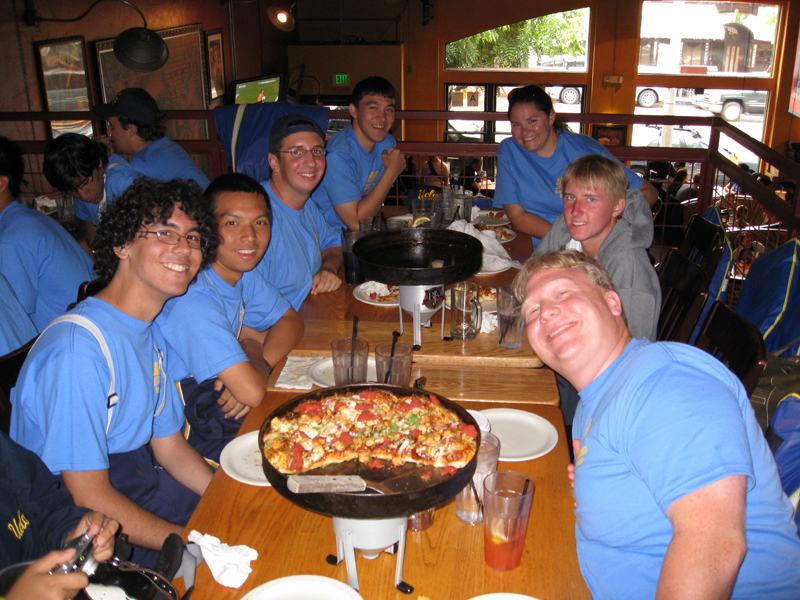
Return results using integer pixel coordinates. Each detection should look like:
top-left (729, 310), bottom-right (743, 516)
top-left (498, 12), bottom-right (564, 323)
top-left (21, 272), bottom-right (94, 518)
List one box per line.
top-left (241, 575), bottom-right (364, 600)
top-left (476, 264), bottom-right (511, 276)
top-left (307, 356), bottom-right (378, 388)
top-left (219, 431), bottom-right (271, 487)
top-left (468, 595), bottom-right (542, 600)
top-left (353, 282), bottom-right (399, 307)
top-left (496, 226), bottom-right (517, 244)
top-left (474, 209), bottom-right (511, 226)
top-left (480, 408), bottom-right (558, 461)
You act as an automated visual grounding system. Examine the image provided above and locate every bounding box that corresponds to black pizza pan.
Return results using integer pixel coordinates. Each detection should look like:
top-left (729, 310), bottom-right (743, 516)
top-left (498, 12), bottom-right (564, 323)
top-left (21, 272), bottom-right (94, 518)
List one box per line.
top-left (352, 228), bottom-right (482, 287)
top-left (259, 384), bottom-right (479, 520)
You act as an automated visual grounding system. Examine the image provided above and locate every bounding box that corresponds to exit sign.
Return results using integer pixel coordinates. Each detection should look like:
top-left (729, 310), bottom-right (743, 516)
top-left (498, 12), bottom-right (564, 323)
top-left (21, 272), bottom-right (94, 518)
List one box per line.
top-left (333, 73), bottom-right (350, 86)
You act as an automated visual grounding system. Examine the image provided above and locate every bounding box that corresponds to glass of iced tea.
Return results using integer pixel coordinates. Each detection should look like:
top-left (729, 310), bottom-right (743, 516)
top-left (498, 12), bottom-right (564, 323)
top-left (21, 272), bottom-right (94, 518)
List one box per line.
top-left (482, 471), bottom-right (534, 571)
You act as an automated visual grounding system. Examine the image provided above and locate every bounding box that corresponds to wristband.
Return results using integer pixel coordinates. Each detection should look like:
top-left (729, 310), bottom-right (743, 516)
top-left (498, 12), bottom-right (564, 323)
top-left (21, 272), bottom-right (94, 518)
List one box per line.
top-left (265, 360), bottom-right (273, 378)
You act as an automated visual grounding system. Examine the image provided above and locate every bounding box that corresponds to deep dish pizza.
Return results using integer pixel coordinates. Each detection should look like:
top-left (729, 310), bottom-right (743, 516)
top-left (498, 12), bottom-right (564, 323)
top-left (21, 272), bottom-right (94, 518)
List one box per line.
top-left (263, 389), bottom-right (478, 475)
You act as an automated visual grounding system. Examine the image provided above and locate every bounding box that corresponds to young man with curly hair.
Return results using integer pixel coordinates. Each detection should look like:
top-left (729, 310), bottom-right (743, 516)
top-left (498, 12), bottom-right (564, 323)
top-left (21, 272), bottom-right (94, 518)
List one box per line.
top-left (11, 178), bottom-right (217, 567)
top-left (93, 88), bottom-right (210, 192)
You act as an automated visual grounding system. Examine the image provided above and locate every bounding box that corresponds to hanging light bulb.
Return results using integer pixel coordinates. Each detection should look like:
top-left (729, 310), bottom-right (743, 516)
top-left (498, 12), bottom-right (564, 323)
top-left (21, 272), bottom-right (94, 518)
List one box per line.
top-left (268, 5), bottom-right (296, 32)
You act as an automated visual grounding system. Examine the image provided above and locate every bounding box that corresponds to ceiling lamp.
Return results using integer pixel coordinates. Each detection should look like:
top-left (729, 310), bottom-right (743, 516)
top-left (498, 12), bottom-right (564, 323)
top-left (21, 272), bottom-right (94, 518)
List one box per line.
top-left (268, 5), bottom-right (296, 32)
top-left (24, 0), bottom-right (169, 72)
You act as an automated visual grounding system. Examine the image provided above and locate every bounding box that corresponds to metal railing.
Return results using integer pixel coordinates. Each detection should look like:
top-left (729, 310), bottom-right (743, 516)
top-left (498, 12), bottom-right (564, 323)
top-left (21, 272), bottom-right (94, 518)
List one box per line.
top-left (3, 108), bottom-right (798, 307)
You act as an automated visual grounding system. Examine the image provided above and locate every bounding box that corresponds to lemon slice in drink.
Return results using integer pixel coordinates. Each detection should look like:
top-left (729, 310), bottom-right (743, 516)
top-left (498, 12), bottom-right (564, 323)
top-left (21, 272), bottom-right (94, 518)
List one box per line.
top-left (412, 215), bottom-right (431, 227)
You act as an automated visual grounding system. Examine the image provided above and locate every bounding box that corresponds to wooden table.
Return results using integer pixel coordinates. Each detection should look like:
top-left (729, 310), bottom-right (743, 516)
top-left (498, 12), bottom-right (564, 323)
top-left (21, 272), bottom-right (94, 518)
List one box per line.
top-left (183, 397), bottom-right (590, 600)
top-left (181, 215), bottom-right (589, 599)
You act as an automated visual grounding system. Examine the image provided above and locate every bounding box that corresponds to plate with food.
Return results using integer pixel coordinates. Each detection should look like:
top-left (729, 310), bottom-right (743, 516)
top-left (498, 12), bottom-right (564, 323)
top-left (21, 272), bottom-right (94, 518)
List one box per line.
top-left (241, 575), bottom-right (364, 600)
top-left (444, 286), bottom-right (497, 313)
top-left (386, 214), bottom-right (413, 229)
top-left (259, 385), bottom-right (480, 519)
top-left (495, 226), bottom-right (516, 243)
top-left (480, 408), bottom-right (558, 461)
top-left (353, 281), bottom-right (400, 306)
top-left (307, 356), bottom-right (378, 388)
top-left (219, 431), bottom-right (271, 487)
top-left (468, 595), bottom-right (542, 600)
top-left (474, 209), bottom-right (511, 226)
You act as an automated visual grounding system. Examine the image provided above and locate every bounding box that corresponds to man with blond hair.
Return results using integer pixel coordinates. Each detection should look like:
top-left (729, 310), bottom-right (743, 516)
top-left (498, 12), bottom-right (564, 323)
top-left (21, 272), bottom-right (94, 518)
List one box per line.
top-left (515, 250), bottom-right (800, 600)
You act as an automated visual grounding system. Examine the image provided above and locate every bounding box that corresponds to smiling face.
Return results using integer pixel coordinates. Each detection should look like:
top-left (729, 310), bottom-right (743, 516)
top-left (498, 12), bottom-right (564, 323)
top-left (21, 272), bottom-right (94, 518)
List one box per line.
top-left (212, 191), bottom-right (271, 286)
top-left (562, 181), bottom-right (626, 258)
top-left (522, 266), bottom-right (629, 390)
top-left (509, 102), bottom-right (558, 157)
top-left (70, 164), bottom-right (105, 204)
top-left (118, 206), bottom-right (203, 308)
top-left (268, 131), bottom-right (326, 207)
top-left (350, 94), bottom-right (396, 151)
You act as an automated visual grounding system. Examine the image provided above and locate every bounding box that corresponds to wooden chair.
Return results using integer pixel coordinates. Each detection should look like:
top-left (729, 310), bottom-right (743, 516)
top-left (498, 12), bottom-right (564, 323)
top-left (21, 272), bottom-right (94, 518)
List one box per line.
top-left (68, 278), bottom-right (108, 311)
top-left (677, 215), bottom-right (725, 281)
top-left (657, 250), bottom-right (709, 344)
top-left (0, 337), bottom-right (36, 434)
top-left (693, 301), bottom-right (768, 396)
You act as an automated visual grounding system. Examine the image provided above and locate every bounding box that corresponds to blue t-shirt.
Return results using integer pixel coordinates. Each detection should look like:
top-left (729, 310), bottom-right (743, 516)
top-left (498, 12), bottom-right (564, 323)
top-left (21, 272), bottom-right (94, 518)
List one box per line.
top-left (310, 125), bottom-right (396, 230)
top-left (493, 130), bottom-right (644, 248)
top-left (156, 265), bottom-right (289, 383)
top-left (10, 297), bottom-right (184, 475)
top-left (73, 157), bottom-right (141, 224)
top-left (0, 201), bottom-right (96, 333)
top-left (573, 338), bottom-right (800, 600)
top-left (255, 183), bottom-right (340, 311)
top-left (0, 271), bottom-right (37, 356)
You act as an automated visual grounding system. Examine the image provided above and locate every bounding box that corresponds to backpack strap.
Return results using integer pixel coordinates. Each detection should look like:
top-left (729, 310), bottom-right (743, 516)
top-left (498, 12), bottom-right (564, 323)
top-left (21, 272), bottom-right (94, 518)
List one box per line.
top-left (36, 315), bottom-right (118, 433)
top-left (230, 104), bottom-right (247, 172)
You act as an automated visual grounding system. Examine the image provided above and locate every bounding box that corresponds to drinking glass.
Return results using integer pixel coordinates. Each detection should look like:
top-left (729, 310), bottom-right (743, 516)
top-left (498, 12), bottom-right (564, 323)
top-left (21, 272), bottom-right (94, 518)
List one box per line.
top-left (483, 471), bottom-right (534, 571)
top-left (331, 337), bottom-right (369, 385)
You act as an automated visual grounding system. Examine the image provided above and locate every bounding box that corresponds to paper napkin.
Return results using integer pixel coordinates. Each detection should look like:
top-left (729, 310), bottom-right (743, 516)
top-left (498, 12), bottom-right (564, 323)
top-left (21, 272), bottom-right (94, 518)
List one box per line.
top-left (187, 530), bottom-right (257, 588)
top-left (274, 355), bottom-right (323, 390)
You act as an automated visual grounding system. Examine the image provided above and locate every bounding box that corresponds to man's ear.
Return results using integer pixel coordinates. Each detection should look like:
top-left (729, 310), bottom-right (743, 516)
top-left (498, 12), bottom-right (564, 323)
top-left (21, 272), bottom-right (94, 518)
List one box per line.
top-left (612, 197), bottom-right (626, 219)
top-left (267, 153), bottom-right (280, 174)
top-left (113, 243), bottom-right (130, 260)
top-left (604, 290), bottom-right (624, 317)
top-left (348, 103), bottom-right (358, 119)
top-left (0, 175), bottom-right (8, 195)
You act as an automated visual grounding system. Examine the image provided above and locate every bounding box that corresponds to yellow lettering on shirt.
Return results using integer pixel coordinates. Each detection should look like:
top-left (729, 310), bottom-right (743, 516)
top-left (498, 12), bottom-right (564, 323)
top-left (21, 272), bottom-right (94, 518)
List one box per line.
top-left (555, 177), bottom-right (563, 195)
top-left (575, 419), bottom-right (592, 466)
top-left (363, 170), bottom-right (380, 193)
top-left (7, 510), bottom-right (30, 540)
top-left (153, 359), bottom-right (161, 394)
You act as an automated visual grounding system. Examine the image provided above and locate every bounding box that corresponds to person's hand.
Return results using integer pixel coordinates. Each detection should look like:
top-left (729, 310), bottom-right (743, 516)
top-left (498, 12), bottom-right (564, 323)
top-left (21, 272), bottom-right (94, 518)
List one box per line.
top-left (382, 147), bottom-right (407, 179)
top-left (66, 512), bottom-right (119, 564)
top-left (310, 268), bottom-right (342, 295)
top-left (94, 134), bottom-right (115, 157)
top-left (6, 549), bottom-right (88, 600)
top-left (214, 379), bottom-right (250, 420)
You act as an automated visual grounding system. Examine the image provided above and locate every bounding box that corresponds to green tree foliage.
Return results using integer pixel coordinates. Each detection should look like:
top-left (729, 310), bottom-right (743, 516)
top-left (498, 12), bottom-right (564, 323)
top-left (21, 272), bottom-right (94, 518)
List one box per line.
top-left (445, 10), bottom-right (589, 69)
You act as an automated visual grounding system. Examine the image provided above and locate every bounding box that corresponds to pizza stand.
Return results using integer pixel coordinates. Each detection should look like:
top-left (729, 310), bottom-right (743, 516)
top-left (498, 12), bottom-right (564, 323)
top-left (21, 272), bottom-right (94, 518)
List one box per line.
top-left (352, 229), bottom-right (483, 350)
top-left (259, 384), bottom-right (480, 594)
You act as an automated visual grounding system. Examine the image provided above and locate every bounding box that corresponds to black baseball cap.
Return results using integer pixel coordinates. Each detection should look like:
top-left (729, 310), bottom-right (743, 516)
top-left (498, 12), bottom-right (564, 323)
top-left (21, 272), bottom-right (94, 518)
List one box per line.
top-left (93, 88), bottom-right (159, 124)
top-left (269, 114), bottom-right (326, 152)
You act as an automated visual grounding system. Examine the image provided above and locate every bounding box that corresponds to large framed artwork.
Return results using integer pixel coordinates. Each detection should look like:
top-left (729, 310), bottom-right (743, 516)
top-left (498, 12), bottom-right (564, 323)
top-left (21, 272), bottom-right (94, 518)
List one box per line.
top-left (34, 36), bottom-right (94, 139)
top-left (205, 29), bottom-right (225, 102)
top-left (95, 24), bottom-right (208, 140)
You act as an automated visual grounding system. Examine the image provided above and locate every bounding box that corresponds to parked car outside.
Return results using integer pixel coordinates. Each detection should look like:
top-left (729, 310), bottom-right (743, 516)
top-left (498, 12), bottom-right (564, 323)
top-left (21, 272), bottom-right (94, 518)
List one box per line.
top-left (544, 85), bottom-right (672, 107)
top-left (695, 89), bottom-right (767, 121)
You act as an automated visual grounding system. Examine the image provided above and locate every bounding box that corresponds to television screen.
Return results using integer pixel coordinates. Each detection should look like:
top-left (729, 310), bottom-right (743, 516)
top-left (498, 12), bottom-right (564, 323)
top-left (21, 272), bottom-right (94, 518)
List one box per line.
top-left (233, 75), bottom-right (282, 104)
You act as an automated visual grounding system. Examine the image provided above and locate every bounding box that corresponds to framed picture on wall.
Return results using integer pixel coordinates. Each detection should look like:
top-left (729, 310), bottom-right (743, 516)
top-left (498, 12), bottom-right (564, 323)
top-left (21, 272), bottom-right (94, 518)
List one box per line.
top-left (591, 125), bottom-right (628, 147)
top-left (95, 24), bottom-right (209, 140)
top-left (34, 36), bottom-right (94, 139)
top-left (205, 29), bottom-right (225, 102)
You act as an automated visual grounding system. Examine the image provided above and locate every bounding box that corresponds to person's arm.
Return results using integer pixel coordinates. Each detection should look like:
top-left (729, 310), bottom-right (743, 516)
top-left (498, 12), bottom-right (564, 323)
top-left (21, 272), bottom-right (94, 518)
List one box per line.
top-left (215, 337), bottom-right (271, 408)
top-left (311, 246), bottom-right (343, 294)
top-left (656, 475), bottom-right (747, 600)
top-left (504, 204), bottom-right (553, 239)
top-left (333, 147), bottom-right (407, 230)
top-left (639, 179), bottom-right (660, 208)
top-left (61, 469), bottom-right (184, 550)
top-left (150, 432), bottom-right (213, 496)
top-left (240, 307), bottom-right (304, 367)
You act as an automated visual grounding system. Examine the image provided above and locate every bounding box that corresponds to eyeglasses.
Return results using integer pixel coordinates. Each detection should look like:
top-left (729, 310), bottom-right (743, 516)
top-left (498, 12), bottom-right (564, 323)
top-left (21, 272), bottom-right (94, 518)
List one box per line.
top-left (68, 173), bottom-right (93, 195)
top-left (279, 147), bottom-right (326, 159)
top-left (140, 229), bottom-right (203, 249)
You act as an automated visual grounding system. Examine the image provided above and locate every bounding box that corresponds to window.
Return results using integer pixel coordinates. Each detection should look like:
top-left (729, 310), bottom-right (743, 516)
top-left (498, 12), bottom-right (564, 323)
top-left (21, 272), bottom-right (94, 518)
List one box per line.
top-left (638, 1), bottom-right (779, 77)
top-left (444, 10), bottom-right (590, 72)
